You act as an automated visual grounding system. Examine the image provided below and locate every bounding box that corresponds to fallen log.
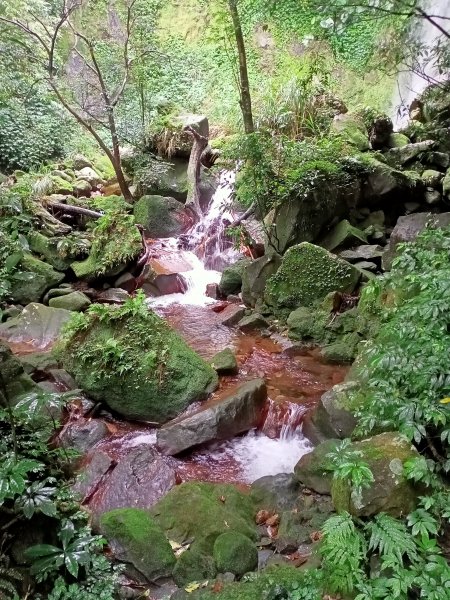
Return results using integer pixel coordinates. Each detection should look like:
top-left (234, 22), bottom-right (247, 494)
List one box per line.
top-left (47, 201), bottom-right (103, 219)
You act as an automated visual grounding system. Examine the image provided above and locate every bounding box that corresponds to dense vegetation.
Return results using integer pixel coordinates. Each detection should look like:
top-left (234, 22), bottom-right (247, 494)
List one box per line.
top-left (0, 0), bottom-right (450, 598)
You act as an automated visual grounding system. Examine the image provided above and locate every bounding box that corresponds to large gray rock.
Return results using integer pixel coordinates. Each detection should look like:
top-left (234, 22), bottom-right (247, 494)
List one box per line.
top-left (387, 140), bottom-right (435, 165)
top-left (272, 181), bottom-right (360, 254)
top-left (219, 259), bottom-right (251, 297)
top-left (302, 382), bottom-right (358, 444)
top-left (363, 158), bottom-right (417, 206)
top-left (157, 379), bottom-right (267, 455)
top-left (9, 254), bottom-right (65, 304)
top-left (0, 303), bottom-right (72, 350)
top-left (59, 419), bottom-right (109, 453)
top-left (133, 195), bottom-right (192, 238)
top-left (92, 445), bottom-right (176, 517)
top-left (294, 439), bottom-right (340, 494)
top-left (339, 245), bottom-right (384, 263)
top-left (48, 291), bottom-right (91, 312)
top-left (383, 212), bottom-right (450, 270)
top-left (241, 253), bottom-right (282, 307)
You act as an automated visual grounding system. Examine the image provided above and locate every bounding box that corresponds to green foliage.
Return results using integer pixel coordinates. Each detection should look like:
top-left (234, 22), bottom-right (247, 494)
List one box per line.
top-left (0, 554), bottom-right (21, 600)
top-left (326, 439), bottom-right (374, 504)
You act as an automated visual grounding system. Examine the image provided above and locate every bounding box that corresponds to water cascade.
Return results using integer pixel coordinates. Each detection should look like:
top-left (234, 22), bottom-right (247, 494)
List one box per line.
top-left (391, 0), bottom-right (450, 129)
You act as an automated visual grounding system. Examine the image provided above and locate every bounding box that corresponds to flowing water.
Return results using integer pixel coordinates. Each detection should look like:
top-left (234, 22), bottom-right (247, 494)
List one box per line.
top-left (81, 171), bottom-right (347, 495)
top-left (391, 0), bottom-right (450, 128)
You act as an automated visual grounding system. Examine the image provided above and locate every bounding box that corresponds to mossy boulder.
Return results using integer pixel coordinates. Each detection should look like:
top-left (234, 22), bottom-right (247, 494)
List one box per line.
top-left (133, 195), bottom-right (191, 238)
top-left (302, 382), bottom-right (358, 444)
top-left (150, 482), bottom-right (257, 555)
top-left (51, 175), bottom-right (73, 195)
top-left (99, 508), bottom-right (175, 582)
top-left (173, 549), bottom-right (217, 586)
top-left (27, 231), bottom-right (72, 272)
top-left (0, 341), bottom-right (23, 383)
top-left (48, 291), bottom-right (91, 312)
top-left (219, 259), bottom-right (251, 297)
top-left (363, 157), bottom-right (418, 205)
top-left (9, 254), bottom-right (65, 304)
top-left (320, 332), bottom-right (362, 364)
top-left (265, 243), bottom-right (360, 311)
top-left (388, 133), bottom-right (410, 148)
top-left (213, 532), bottom-right (257, 576)
top-left (331, 113), bottom-right (370, 151)
top-left (294, 439), bottom-right (340, 494)
top-left (210, 348), bottom-right (238, 374)
top-left (443, 168), bottom-right (450, 200)
top-left (331, 432), bottom-right (420, 517)
top-left (71, 212), bottom-right (142, 281)
top-left (56, 300), bottom-right (218, 422)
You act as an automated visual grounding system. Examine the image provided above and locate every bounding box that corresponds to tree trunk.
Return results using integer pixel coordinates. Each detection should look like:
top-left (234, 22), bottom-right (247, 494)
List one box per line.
top-left (184, 125), bottom-right (208, 219)
top-left (227, 0), bottom-right (254, 134)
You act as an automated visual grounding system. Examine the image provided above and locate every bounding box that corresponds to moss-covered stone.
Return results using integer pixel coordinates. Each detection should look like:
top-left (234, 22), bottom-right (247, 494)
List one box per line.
top-left (331, 113), bottom-right (370, 151)
top-left (287, 306), bottom-right (329, 342)
top-left (133, 195), bottom-right (189, 237)
top-left (27, 231), bottom-right (72, 272)
top-left (241, 253), bottom-right (282, 307)
top-left (9, 254), bottom-right (65, 304)
top-left (210, 348), bottom-right (238, 374)
top-left (56, 300), bottom-right (218, 422)
top-left (48, 291), bottom-right (91, 312)
top-left (150, 482), bottom-right (257, 556)
top-left (99, 508), bottom-right (175, 582)
top-left (219, 259), bottom-right (251, 297)
top-left (213, 532), bottom-right (257, 576)
top-left (294, 439), bottom-right (340, 494)
top-left (265, 243), bottom-right (360, 311)
top-left (320, 332), bottom-right (362, 364)
top-left (173, 549), bottom-right (217, 586)
top-left (51, 175), bottom-right (73, 195)
top-left (331, 432), bottom-right (420, 517)
top-left (388, 133), bottom-right (410, 148)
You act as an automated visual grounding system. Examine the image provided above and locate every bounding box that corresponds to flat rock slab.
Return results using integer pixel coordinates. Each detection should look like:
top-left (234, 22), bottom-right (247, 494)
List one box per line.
top-left (0, 303), bottom-right (72, 350)
top-left (92, 445), bottom-right (176, 518)
top-left (157, 379), bottom-right (267, 455)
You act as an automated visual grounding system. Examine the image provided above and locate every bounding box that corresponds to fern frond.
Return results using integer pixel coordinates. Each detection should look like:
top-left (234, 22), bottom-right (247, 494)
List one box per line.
top-left (366, 513), bottom-right (418, 566)
top-left (0, 563), bottom-right (21, 600)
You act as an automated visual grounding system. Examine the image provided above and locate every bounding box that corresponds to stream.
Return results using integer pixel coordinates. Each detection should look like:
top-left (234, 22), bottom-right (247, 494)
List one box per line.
top-left (68, 172), bottom-right (347, 514)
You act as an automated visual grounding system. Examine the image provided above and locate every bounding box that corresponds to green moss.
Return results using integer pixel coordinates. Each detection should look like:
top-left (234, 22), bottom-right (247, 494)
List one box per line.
top-left (213, 532), bottom-right (257, 576)
top-left (150, 482), bottom-right (257, 555)
top-left (265, 243), bottom-right (360, 310)
top-left (99, 508), bottom-right (175, 581)
top-left (71, 210), bottom-right (141, 280)
top-left (27, 231), bottom-right (72, 271)
top-left (331, 114), bottom-right (370, 151)
top-left (9, 253), bottom-right (64, 304)
top-left (51, 175), bottom-right (74, 194)
top-left (55, 294), bottom-right (218, 422)
top-left (172, 549), bottom-right (217, 586)
top-left (133, 195), bottom-right (185, 237)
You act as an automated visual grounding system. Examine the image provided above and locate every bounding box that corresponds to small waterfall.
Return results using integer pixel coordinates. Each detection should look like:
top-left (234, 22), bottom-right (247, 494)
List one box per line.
top-left (261, 398), bottom-right (307, 440)
top-left (147, 170), bottom-right (242, 307)
top-left (391, 0), bottom-right (450, 129)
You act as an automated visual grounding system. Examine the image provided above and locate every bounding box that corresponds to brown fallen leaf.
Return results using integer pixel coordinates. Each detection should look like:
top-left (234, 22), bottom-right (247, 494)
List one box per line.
top-left (212, 581), bottom-right (224, 593)
top-left (256, 509), bottom-right (271, 524)
top-left (266, 514), bottom-right (280, 527)
top-left (310, 530), bottom-right (323, 542)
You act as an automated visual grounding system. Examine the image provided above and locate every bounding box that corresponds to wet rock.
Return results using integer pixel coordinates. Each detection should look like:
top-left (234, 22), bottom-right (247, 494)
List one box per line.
top-left (353, 260), bottom-right (377, 271)
top-left (360, 210), bottom-right (385, 230)
top-left (210, 348), bottom-right (238, 374)
top-left (404, 201), bottom-right (421, 214)
top-left (44, 286), bottom-right (75, 304)
top-left (276, 494), bottom-right (334, 551)
top-left (0, 303), bottom-right (72, 350)
top-left (59, 419), bottom-right (109, 453)
top-left (363, 158), bottom-right (418, 205)
top-left (320, 219), bottom-right (367, 251)
top-left (47, 368), bottom-right (77, 390)
top-left (73, 179), bottom-right (92, 196)
top-left (265, 243), bottom-right (360, 311)
top-left (206, 283), bottom-right (219, 299)
top-left (48, 291), bottom-right (91, 312)
top-left (294, 439), bottom-right (340, 494)
top-left (302, 382), bottom-right (358, 444)
top-left (237, 313), bottom-right (269, 332)
top-left (100, 508), bottom-right (176, 582)
top-left (172, 549), bottom-right (216, 586)
top-left (251, 474), bottom-right (302, 512)
top-left (133, 195), bottom-right (192, 238)
top-left (339, 245), bottom-right (383, 263)
top-left (58, 304), bottom-right (218, 423)
top-left (331, 113), bottom-right (369, 151)
top-left (425, 150), bottom-right (449, 169)
top-left (19, 351), bottom-right (58, 375)
top-left (75, 166), bottom-right (104, 187)
top-left (213, 532), bottom-right (257, 576)
top-left (219, 259), bottom-right (251, 297)
top-left (383, 212), bottom-right (450, 270)
top-left (220, 305), bottom-right (246, 327)
top-left (94, 446), bottom-right (176, 516)
top-left (72, 154), bottom-right (93, 170)
top-left (157, 379), bottom-right (267, 456)
top-left (73, 451), bottom-right (114, 500)
top-left (331, 432), bottom-right (419, 517)
top-left (241, 253), bottom-right (282, 307)
top-left (150, 482), bottom-right (257, 555)
top-left (9, 254), bottom-right (65, 304)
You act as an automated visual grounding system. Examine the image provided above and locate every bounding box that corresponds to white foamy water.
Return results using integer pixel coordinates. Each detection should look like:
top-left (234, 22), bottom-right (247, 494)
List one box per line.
top-left (391, 0), bottom-right (450, 128)
top-left (124, 432), bottom-right (158, 447)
